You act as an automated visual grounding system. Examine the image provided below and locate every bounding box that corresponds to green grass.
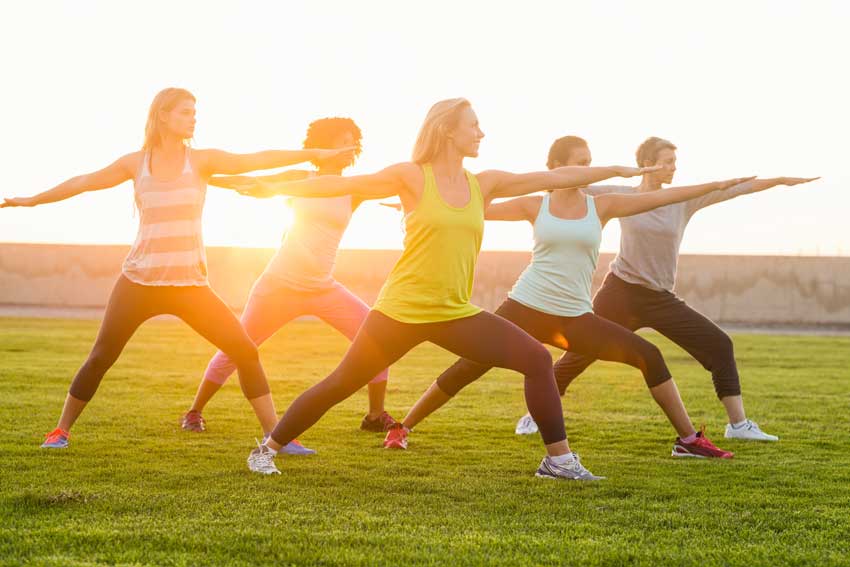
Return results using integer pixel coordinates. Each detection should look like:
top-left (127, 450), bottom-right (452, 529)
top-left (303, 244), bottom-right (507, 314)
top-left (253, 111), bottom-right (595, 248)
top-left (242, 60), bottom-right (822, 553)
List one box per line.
top-left (1, 316), bottom-right (849, 566)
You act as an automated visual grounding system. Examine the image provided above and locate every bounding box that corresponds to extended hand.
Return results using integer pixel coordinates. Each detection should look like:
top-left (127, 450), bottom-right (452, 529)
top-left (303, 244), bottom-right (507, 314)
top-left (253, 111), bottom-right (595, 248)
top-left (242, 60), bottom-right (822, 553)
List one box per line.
top-left (780, 176), bottom-right (820, 186)
top-left (379, 201), bottom-right (403, 212)
top-left (231, 178), bottom-right (277, 199)
top-left (0, 197), bottom-right (34, 208)
top-left (315, 146), bottom-right (357, 163)
top-left (613, 165), bottom-right (664, 178)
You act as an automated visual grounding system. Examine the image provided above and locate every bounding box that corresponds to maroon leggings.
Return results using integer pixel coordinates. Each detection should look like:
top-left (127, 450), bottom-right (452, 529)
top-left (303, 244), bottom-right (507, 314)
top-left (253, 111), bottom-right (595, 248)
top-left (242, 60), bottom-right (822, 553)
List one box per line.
top-left (270, 309), bottom-right (567, 445)
top-left (68, 276), bottom-right (270, 402)
top-left (436, 298), bottom-right (672, 398)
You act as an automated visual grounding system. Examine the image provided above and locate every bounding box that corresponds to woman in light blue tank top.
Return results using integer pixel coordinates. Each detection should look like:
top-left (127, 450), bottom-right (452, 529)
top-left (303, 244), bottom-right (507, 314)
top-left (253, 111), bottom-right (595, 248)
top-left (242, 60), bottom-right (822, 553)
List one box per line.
top-left (398, 136), bottom-right (756, 458)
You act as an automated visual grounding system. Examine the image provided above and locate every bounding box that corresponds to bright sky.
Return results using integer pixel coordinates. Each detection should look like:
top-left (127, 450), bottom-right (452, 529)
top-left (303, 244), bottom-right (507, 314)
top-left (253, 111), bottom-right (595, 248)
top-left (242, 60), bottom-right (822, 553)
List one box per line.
top-left (1, 1), bottom-right (847, 255)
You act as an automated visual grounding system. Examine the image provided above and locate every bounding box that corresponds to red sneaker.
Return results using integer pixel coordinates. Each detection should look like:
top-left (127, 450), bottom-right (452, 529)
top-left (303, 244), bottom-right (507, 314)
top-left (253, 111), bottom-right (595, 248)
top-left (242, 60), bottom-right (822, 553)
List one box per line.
top-left (180, 410), bottom-right (206, 432)
top-left (361, 411), bottom-right (397, 432)
top-left (672, 426), bottom-right (733, 459)
top-left (41, 428), bottom-right (70, 449)
top-left (383, 423), bottom-right (409, 450)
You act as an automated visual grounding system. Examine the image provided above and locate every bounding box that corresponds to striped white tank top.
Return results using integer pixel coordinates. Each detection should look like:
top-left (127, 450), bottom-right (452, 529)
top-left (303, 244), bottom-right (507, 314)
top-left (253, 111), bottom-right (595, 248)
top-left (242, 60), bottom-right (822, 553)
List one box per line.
top-left (122, 148), bottom-right (209, 286)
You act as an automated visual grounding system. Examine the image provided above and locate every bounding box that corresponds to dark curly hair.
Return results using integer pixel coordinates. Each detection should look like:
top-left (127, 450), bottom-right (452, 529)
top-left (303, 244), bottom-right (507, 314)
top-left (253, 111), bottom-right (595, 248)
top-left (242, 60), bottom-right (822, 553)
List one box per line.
top-left (303, 117), bottom-right (363, 168)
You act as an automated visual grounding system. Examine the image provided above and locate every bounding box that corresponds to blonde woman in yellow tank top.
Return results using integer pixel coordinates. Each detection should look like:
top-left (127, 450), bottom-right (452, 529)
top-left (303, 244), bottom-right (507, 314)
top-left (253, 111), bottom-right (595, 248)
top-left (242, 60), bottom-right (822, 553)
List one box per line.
top-left (238, 98), bottom-right (659, 479)
top-left (1, 88), bottom-right (355, 450)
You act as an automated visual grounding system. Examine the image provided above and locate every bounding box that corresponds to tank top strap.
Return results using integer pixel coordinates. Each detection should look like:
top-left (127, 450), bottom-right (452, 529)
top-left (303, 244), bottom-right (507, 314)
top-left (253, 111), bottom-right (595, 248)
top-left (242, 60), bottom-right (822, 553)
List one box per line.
top-left (585, 193), bottom-right (599, 221)
top-left (538, 192), bottom-right (552, 220)
top-left (421, 163), bottom-right (437, 198)
top-left (181, 147), bottom-right (193, 175)
top-left (138, 151), bottom-right (151, 180)
top-left (462, 169), bottom-right (483, 205)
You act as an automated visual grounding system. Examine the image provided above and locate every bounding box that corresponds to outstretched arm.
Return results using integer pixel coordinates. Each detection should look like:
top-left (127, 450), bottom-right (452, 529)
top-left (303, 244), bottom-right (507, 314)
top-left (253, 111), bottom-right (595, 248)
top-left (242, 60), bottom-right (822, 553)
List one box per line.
top-left (199, 147), bottom-right (355, 177)
top-left (479, 165), bottom-right (661, 202)
top-left (686, 176), bottom-right (820, 214)
top-left (209, 169), bottom-right (310, 192)
top-left (1, 153), bottom-right (136, 208)
top-left (595, 177), bottom-right (756, 224)
top-left (232, 163), bottom-right (412, 200)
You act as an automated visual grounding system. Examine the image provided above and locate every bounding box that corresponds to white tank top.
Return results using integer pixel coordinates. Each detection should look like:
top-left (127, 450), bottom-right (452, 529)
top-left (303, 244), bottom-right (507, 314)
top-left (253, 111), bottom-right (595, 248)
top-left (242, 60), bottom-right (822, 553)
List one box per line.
top-left (509, 193), bottom-right (601, 317)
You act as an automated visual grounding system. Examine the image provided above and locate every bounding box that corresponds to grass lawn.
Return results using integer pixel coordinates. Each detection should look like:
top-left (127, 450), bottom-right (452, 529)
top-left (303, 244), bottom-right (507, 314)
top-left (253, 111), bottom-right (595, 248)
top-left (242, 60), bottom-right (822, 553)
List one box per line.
top-left (1, 316), bottom-right (849, 566)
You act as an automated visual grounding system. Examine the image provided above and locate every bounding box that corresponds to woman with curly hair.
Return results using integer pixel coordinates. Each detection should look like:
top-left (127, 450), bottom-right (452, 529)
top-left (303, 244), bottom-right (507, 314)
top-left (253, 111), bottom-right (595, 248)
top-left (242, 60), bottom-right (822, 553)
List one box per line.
top-left (180, 117), bottom-right (397, 454)
top-left (238, 98), bottom-right (659, 479)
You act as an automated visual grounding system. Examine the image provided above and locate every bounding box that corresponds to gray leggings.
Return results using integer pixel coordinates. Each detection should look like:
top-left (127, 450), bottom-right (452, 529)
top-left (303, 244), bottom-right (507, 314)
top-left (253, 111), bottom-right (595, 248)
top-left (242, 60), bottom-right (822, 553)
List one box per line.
top-left (68, 275), bottom-right (270, 402)
top-left (555, 273), bottom-right (741, 398)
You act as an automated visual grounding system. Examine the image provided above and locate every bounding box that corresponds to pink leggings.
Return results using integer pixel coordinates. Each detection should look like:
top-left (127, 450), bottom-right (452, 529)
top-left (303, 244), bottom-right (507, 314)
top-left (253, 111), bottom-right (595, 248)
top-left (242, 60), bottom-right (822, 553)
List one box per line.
top-left (203, 281), bottom-right (389, 385)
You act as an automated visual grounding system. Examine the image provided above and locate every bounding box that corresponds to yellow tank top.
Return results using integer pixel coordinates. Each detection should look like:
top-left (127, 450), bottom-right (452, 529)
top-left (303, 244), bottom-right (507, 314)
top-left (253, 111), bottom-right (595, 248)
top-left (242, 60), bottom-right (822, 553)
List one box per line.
top-left (373, 164), bottom-right (485, 323)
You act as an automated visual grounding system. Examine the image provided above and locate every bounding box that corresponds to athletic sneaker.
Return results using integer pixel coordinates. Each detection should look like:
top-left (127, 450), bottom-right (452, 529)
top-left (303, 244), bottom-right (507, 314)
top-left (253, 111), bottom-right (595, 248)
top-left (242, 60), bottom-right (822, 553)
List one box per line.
top-left (672, 427), bottom-right (734, 458)
top-left (535, 453), bottom-right (604, 481)
top-left (180, 410), bottom-right (206, 432)
top-left (724, 419), bottom-right (779, 441)
top-left (515, 413), bottom-right (539, 435)
top-left (383, 423), bottom-right (408, 449)
top-left (262, 434), bottom-right (316, 456)
top-left (41, 428), bottom-right (69, 449)
top-left (360, 411), bottom-right (398, 432)
top-left (247, 440), bottom-right (281, 475)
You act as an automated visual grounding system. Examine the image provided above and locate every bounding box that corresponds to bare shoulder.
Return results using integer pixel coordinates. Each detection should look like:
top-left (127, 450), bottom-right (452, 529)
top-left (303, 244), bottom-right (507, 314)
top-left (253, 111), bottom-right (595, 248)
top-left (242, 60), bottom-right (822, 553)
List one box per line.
top-left (474, 169), bottom-right (508, 193)
top-left (119, 151), bottom-right (145, 175)
top-left (383, 162), bottom-right (424, 193)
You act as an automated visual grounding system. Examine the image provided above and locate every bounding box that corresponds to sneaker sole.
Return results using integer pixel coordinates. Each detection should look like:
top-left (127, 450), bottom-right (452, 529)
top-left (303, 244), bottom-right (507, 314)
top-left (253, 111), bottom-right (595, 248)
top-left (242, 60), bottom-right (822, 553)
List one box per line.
top-left (671, 450), bottom-right (707, 458)
top-left (535, 471), bottom-right (604, 481)
top-left (724, 434), bottom-right (779, 441)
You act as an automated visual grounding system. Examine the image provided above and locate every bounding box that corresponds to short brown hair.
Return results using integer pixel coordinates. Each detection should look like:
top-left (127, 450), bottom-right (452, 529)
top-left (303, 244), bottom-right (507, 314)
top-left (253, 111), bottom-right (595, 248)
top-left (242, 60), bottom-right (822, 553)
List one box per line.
top-left (635, 137), bottom-right (677, 167)
top-left (546, 135), bottom-right (588, 169)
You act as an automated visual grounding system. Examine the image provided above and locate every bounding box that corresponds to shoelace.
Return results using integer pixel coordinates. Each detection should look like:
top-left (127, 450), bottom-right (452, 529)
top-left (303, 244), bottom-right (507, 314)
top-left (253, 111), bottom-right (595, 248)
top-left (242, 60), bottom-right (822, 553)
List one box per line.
top-left (253, 440), bottom-right (276, 469)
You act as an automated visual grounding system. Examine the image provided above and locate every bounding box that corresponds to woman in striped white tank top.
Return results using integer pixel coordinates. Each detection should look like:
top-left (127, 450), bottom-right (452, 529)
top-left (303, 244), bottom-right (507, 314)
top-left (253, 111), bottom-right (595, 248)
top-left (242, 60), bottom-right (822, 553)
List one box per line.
top-left (1, 88), bottom-right (355, 450)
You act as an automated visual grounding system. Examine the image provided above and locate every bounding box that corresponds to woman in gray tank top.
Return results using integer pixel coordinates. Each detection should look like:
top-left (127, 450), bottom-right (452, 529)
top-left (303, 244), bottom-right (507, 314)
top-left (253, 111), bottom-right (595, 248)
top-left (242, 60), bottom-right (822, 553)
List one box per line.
top-left (557, 137), bottom-right (817, 442)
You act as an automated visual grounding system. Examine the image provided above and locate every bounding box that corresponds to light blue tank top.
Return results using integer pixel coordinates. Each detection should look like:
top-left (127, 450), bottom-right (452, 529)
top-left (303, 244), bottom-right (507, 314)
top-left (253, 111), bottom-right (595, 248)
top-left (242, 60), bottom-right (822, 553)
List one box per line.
top-left (508, 193), bottom-right (601, 317)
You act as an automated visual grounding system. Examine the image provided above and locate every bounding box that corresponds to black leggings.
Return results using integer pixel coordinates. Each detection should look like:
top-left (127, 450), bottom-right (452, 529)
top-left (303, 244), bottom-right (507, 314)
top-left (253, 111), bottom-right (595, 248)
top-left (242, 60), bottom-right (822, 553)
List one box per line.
top-left (436, 298), bottom-right (672, 399)
top-left (69, 275), bottom-right (270, 402)
top-left (554, 273), bottom-right (741, 398)
top-left (270, 309), bottom-right (566, 445)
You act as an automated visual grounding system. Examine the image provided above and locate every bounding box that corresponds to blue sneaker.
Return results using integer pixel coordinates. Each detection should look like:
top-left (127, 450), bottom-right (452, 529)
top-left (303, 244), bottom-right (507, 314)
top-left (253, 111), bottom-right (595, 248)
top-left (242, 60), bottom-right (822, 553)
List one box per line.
top-left (262, 434), bottom-right (316, 456)
top-left (41, 428), bottom-right (70, 449)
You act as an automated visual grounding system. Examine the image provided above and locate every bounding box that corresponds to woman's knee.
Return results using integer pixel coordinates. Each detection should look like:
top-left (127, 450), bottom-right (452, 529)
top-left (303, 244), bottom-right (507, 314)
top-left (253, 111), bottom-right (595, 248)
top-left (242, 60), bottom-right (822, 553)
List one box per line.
top-left (84, 344), bottom-right (120, 374)
top-left (632, 340), bottom-right (673, 388)
top-left (226, 339), bottom-right (261, 367)
top-left (521, 342), bottom-right (554, 377)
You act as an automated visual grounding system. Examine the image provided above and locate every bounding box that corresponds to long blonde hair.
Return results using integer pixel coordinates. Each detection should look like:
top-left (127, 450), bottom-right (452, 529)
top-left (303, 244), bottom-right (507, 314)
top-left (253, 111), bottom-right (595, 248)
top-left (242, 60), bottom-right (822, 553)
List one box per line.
top-left (143, 88), bottom-right (196, 150)
top-left (411, 98), bottom-right (471, 164)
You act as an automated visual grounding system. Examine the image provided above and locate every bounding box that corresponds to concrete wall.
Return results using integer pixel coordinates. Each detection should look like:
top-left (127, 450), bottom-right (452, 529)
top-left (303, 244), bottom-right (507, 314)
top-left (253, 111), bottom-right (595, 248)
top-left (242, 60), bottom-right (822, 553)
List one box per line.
top-left (1, 243), bottom-right (848, 326)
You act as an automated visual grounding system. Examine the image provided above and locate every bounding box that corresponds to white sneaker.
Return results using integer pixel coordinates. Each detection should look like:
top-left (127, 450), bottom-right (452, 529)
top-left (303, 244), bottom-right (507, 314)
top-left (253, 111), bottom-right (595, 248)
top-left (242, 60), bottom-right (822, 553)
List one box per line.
top-left (535, 453), bottom-right (605, 481)
top-left (724, 419), bottom-right (779, 441)
top-left (515, 413), bottom-right (539, 435)
top-left (247, 440), bottom-right (281, 475)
